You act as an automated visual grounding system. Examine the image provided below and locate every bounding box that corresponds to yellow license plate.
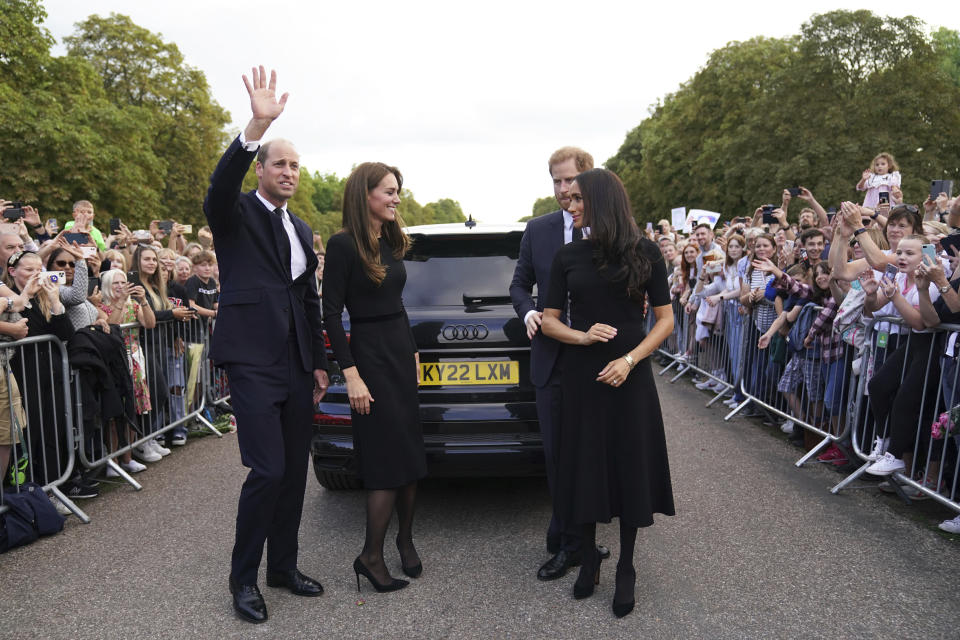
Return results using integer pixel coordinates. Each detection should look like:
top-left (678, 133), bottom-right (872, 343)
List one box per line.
top-left (420, 361), bottom-right (518, 386)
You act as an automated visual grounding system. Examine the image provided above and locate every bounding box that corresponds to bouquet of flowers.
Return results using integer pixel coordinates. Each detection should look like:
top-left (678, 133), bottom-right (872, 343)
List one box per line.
top-left (931, 406), bottom-right (960, 440)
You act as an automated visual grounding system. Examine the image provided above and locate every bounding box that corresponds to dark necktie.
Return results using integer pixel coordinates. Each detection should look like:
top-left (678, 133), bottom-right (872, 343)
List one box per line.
top-left (271, 207), bottom-right (292, 275)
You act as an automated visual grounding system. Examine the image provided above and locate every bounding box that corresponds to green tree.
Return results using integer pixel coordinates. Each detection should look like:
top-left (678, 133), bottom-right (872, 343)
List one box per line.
top-left (64, 13), bottom-right (230, 229)
top-left (0, 0), bottom-right (166, 224)
top-left (422, 198), bottom-right (467, 223)
top-left (932, 26), bottom-right (960, 85)
top-left (606, 11), bottom-right (960, 227)
top-left (311, 171), bottom-right (346, 214)
top-left (519, 196), bottom-right (557, 222)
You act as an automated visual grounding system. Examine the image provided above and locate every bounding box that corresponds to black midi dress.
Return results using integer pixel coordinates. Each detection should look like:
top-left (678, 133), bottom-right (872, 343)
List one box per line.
top-left (322, 232), bottom-right (427, 489)
top-left (544, 237), bottom-right (675, 528)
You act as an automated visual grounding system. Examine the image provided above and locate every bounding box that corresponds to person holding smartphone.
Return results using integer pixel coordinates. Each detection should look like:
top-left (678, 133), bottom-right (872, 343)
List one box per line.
top-left (62, 200), bottom-right (107, 251)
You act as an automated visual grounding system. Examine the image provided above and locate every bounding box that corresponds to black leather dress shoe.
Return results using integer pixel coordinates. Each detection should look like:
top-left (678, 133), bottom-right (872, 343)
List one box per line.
top-left (597, 544), bottom-right (611, 560)
top-left (537, 549), bottom-right (582, 581)
top-left (229, 577), bottom-right (268, 623)
top-left (265, 568), bottom-right (324, 596)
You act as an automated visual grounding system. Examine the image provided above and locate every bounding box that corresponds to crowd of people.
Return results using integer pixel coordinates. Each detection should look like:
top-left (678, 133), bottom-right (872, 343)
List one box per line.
top-left (652, 152), bottom-right (960, 534)
top-left (0, 196), bottom-right (326, 508)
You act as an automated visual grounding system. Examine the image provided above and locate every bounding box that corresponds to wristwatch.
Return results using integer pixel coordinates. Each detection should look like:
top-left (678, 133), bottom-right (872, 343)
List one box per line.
top-left (939, 283), bottom-right (952, 294)
top-left (853, 227), bottom-right (869, 237)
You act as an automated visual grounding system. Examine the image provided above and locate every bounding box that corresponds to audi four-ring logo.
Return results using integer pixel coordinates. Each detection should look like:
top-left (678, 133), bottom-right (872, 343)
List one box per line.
top-left (442, 324), bottom-right (489, 340)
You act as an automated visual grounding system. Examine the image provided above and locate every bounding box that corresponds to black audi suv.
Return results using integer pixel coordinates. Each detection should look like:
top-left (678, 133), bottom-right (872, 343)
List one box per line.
top-left (311, 221), bottom-right (542, 489)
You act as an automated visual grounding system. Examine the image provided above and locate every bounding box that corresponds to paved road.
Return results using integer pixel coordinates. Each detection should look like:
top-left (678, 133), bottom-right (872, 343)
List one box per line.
top-left (3, 373), bottom-right (959, 639)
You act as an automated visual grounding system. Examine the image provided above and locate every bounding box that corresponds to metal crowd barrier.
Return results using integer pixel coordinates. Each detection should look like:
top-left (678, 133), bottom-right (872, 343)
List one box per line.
top-left (658, 296), bottom-right (738, 409)
top-left (830, 317), bottom-right (960, 513)
top-left (0, 335), bottom-right (86, 522)
top-left (655, 293), bottom-right (960, 516)
top-left (724, 302), bottom-right (857, 467)
top-left (74, 317), bottom-right (222, 492)
top-left (205, 319), bottom-right (232, 413)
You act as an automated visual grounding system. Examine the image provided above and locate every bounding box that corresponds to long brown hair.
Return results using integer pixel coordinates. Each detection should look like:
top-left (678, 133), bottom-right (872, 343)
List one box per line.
top-left (745, 233), bottom-right (776, 281)
top-left (576, 169), bottom-right (652, 301)
top-left (341, 162), bottom-right (410, 285)
top-left (132, 244), bottom-right (171, 310)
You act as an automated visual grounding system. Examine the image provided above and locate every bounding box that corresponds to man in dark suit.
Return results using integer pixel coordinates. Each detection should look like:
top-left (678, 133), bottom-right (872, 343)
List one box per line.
top-left (510, 147), bottom-right (607, 581)
top-left (204, 66), bottom-right (329, 624)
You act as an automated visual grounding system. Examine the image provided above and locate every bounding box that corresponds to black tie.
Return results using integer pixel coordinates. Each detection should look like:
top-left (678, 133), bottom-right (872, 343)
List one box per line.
top-left (270, 207), bottom-right (292, 276)
top-left (273, 207), bottom-right (284, 218)
top-left (572, 225), bottom-right (583, 242)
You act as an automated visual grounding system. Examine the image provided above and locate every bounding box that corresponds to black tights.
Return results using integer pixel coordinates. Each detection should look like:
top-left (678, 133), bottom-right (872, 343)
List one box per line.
top-left (359, 482), bottom-right (419, 582)
top-left (575, 521), bottom-right (638, 604)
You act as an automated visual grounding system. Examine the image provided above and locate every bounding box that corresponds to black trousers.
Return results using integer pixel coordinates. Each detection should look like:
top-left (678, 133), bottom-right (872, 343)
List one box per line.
top-left (226, 337), bottom-right (314, 585)
top-left (535, 366), bottom-right (581, 553)
top-left (867, 332), bottom-right (941, 459)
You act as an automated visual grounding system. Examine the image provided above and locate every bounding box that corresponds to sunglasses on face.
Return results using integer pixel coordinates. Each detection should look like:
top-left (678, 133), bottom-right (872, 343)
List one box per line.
top-left (54, 260), bottom-right (76, 268)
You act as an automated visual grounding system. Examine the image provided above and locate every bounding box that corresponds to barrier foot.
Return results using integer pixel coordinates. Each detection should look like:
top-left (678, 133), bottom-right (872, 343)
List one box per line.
top-left (214, 398), bottom-right (232, 411)
top-left (795, 436), bottom-right (831, 467)
top-left (195, 414), bottom-right (224, 438)
top-left (658, 359), bottom-right (680, 376)
top-left (669, 365), bottom-right (691, 383)
top-left (724, 399), bottom-right (750, 421)
top-left (885, 475), bottom-right (914, 506)
top-left (48, 485), bottom-right (91, 524)
top-left (106, 458), bottom-right (143, 491)
top-left (830, 461), bottom-right (870, 494)
top-left (705, 386), bottom-right (731, 407)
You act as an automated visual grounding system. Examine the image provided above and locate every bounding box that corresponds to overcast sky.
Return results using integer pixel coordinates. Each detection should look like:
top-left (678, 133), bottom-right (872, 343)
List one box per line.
top-left (43, 0), bottom-right (954, 223)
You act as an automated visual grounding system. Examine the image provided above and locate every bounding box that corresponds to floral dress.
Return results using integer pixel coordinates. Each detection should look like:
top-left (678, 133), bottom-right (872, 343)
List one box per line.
top-left (101, 300), bottom-right (151, 414)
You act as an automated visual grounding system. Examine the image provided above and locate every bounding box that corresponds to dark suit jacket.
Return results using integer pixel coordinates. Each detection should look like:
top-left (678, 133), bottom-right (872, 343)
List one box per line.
top-left (509, 209), bottom-right (565, 388)
top-left (203, 136), bottom-right (327, 373)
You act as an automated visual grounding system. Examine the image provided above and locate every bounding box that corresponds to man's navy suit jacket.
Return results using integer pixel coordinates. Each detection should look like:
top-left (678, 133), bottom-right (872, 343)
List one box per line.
top-left (509, 210), bottom-right (566, 388)
top-left (203, 136), bottom-right (327, 374)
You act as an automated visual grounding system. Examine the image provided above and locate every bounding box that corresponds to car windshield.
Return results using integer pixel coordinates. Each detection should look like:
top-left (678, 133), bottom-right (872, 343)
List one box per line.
top-left (404, 232), bottom-right (526, 306)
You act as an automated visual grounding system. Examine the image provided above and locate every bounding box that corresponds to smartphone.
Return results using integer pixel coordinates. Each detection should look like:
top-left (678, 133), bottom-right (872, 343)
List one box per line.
top-left (126, 271), bottom-right (142, 288)
top-left (79, 246), bottom-right (98, 258)
top-left (109, 218), bottom-right (122, 234)
top-left (47, 218), bottom-right (58, 232)
top-left (883, 264), bottom-right (899, 281)
top-left (784, 240), bottom-right (795, 253)
top-left (787, 188), bottom-right (802, 197)
top-left (930, 179), bottom-right (954, 201)
top-left (939, 234), bottom-right (960, 256)
top-left (158, 220), bottom-right (174, 233)
top-left (922, 244), bottom-right (938, 264)
top-left (645, 222), bottom-right (653, 232)
top-left (3, 203), bottom-right (25, 220)
top-left (181, 224), bottom-right (192, 234)
top-left (87, 276), bottom-right (100, 297)
top-left (132, 229), bottom-right (152, 241)
top-left (878, 191), bottom-right (890, 205)
top-left (800, 248), bottom-right (810, 268)
top-left (762, 205), bottom-right (777, 225)
top-left (40, 270), bottom-right (66, 285)
top-left (63, 232), bottom-right (90, 245)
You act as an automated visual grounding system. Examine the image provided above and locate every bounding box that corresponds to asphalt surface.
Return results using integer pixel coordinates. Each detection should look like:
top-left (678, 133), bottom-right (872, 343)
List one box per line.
top-left (2, 370), bottom-right (959, 639)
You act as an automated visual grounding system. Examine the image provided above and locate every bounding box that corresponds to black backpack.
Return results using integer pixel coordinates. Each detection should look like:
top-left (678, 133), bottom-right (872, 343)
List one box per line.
top-left (0, 482), bottom-right (65, 553)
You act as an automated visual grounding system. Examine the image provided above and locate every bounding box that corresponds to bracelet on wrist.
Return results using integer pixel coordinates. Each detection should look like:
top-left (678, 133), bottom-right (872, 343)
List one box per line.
top-left (623, 354), bottom-right (636, 369)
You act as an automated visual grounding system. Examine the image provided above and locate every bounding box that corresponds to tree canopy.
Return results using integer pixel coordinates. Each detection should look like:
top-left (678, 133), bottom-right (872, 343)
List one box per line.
top-left (606, 10), bottom-right (960, 227)
top-left (1, 0), bottom-right (467, 238)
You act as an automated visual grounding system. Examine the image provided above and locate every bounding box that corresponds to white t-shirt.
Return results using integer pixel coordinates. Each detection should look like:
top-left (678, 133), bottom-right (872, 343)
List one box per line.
top-left (871, 271), bottom-right (940, 333)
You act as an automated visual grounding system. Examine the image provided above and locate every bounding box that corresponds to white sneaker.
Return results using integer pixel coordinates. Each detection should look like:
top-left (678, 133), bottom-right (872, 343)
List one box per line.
top-left (708, 380), bottom-right (727, 391)
top-left (51, 496), bottom-right (71, 516)
top-left (122, 459), bottom-right (147, 474)
top-left (780, 420), bottom-right (795, 435)
top-left (695, 379), bottom-right (714, 390)
top-left (132, 443), bottom-right (162, 463)
top-left (150, 440), bottom-right (171, 457)
top-left (724, 398), bottom-right (739, 407)
top-left (866, 437), bottom-right (889, 462)
top-left (865, 452), bottom-right (905, 476)
top-left (939, 515), bottom-right (960, 534)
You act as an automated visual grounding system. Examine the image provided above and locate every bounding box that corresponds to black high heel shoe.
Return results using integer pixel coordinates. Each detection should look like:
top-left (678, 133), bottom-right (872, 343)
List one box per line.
top-left (612, 564), bottom-right (636, 618)
top-left (396, 535), bottom-right (423, 578)
top-left (572, 549), bottom-right (604, 600)
top-left (353, 557), bottom-right (409, 593)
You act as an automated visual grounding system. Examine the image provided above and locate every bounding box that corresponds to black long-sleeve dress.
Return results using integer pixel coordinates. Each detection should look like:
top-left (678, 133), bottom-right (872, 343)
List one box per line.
top-left (545, 237), bottom-right (675, 528)
top-left (322, 232), bottom-right (426, 489)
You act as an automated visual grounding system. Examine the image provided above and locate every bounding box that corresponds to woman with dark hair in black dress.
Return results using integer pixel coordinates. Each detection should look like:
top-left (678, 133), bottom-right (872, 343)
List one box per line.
top-left (322, 162), bottom-right (426, 594)
top-left (541, 169), bottom-right (675, 618)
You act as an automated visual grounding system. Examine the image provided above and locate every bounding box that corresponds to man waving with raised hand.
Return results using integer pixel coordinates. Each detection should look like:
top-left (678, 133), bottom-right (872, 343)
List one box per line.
top-left (204, 66), bottom-right (329, 624)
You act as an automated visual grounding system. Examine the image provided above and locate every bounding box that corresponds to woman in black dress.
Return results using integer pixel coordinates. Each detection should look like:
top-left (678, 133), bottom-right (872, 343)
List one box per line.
top-left (541, 169), bottom-right (675, 618)
top-left (322, 162), bottom-right (426, 593)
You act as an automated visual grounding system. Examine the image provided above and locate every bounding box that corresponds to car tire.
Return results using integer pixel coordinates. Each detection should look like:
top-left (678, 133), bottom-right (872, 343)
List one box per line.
top-left (312, 457), bottom-right (362, 490)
